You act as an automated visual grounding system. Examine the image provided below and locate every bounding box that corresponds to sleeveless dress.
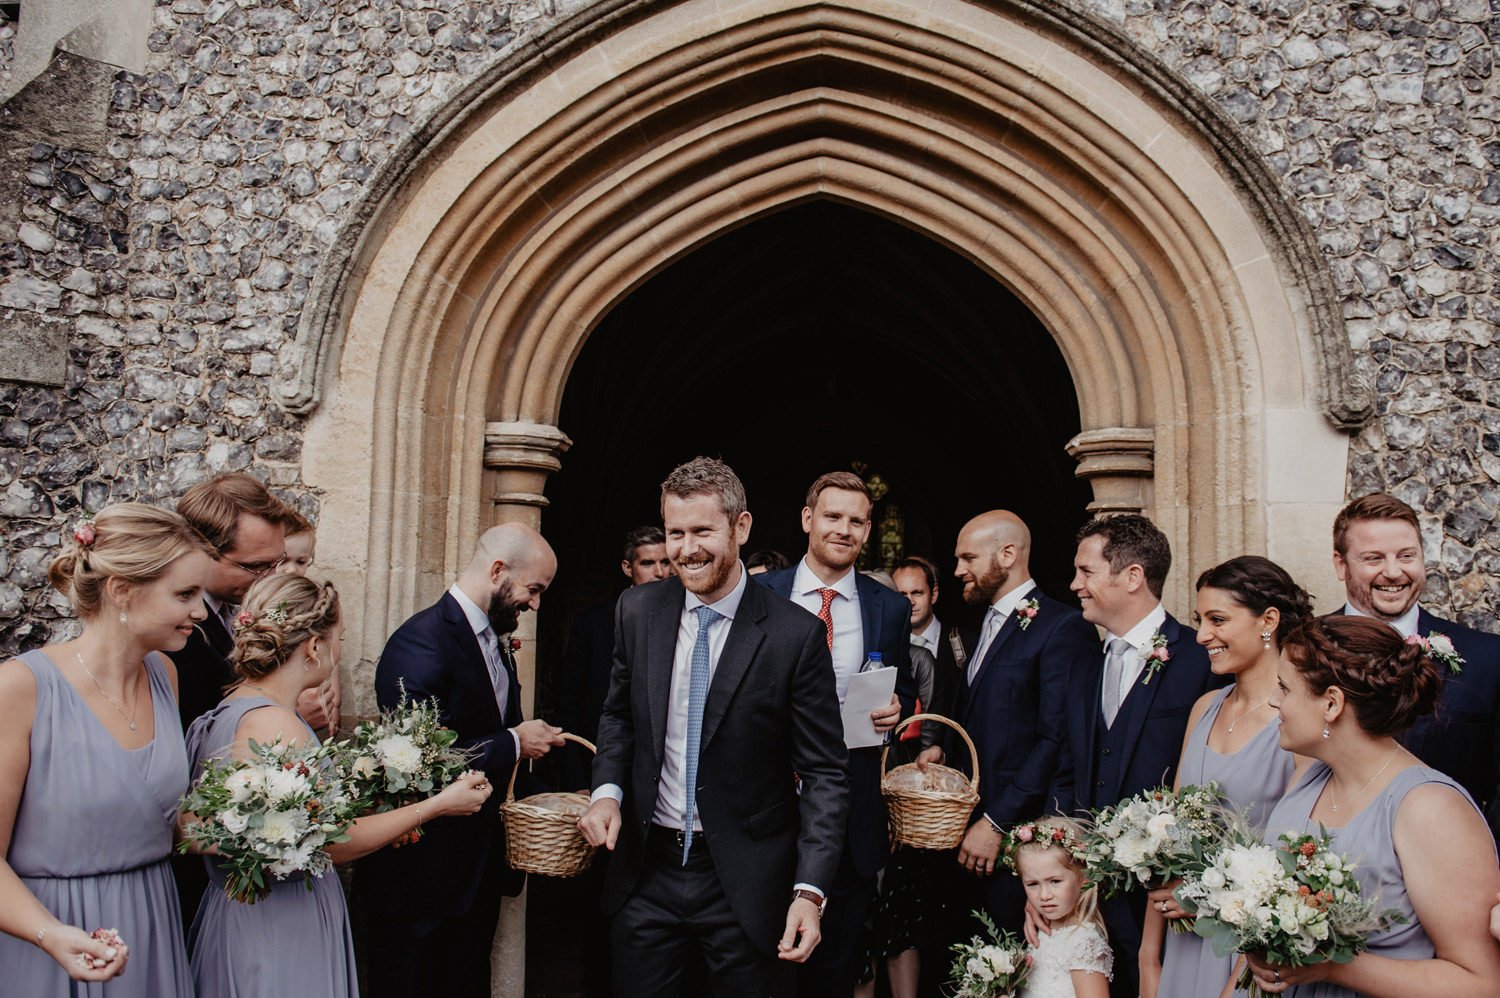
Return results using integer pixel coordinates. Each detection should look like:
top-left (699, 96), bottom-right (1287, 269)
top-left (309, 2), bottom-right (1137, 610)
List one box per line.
top-left (185, 695), bottom-right (359, 998)
top-left (0, 649), bottom-right (194, 997)
top-left (1020, 923), bottom-right (1113, 998)
top-left (1262, 762), bottom-right (1490, 998)
top-left (1158, 686), bottom-right (1297, 998)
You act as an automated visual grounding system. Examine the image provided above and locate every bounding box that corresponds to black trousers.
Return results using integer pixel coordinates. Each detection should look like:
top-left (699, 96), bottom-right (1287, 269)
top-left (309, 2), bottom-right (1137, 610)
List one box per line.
top-left (795, 844), bottom-right (877, 998)
top-left (612, 825), bottom-right (793, 998)
top-left (1102, 891), bottom-right (1144, 998)
top-left (363, 849), bottom-right (508, 998)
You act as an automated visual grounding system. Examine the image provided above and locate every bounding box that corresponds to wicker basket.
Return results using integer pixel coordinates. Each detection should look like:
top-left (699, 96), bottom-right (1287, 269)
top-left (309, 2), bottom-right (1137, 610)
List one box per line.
top-left (880, 713), bottom-right (980, 850)
top-left (499, 733), bottom-right (598, 878)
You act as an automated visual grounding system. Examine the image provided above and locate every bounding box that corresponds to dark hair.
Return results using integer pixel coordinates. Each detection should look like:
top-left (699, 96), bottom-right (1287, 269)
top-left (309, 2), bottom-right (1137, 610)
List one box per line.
top-left (177, 472), bottom-right (289, 553)
top-left (622, 525), bottom-right (665, 563)
top-left (1195, 556), bottom-right (1314, 645)
top-left (1281, 616), bottom-right (1440, 738)
top-left (661, 457), bottom-right (747, 521)
top-left (1075, 514), bottom-right (1172, 599)
top-left (746, 549), bottom-right (791, 573)
top-left (1333, 493), bottom-right (1422, 556)
top-left (893, 556), bottom-right (937, 592)
top-left (804, 471), bottom-right (871, 511)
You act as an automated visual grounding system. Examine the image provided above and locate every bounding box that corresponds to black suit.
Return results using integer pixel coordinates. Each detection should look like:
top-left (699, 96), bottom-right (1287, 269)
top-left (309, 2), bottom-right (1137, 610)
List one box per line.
top-left (755, 568), bottom-right (916, 996)
top-left (593, 574), bottom-right (850, 996)
top-left (1052, 612), bottom-right (1224, 998)
top-left (357, 592), bottom-right (538, 998)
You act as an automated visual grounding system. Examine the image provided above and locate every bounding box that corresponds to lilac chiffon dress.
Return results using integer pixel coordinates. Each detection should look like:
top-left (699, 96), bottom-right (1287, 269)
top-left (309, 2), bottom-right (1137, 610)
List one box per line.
top-left (1263, 762), bottom-right (1491, 998)
top-left (0, 649), bottom-right (194, 998)
top-left (185, 696), bottom-right (358, 998)
top-left (1158, 686), bottom-right (1297, 998)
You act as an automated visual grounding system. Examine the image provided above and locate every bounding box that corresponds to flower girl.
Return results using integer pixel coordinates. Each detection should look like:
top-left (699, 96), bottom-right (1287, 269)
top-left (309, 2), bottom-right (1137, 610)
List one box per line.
top-left (1006, 818), bottom-right (1112, 998)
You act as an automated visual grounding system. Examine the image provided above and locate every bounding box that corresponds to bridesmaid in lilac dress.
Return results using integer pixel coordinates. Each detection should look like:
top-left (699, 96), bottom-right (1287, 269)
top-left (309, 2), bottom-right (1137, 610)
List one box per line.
top-left (1140, 556), bottom-right (1312, 998)
top-left (0, 503), bottom-right (213, 995)
top-left (185, 574), bottom-right (491, 998)
top-left (1247, 616), bottom-right (1500, 996)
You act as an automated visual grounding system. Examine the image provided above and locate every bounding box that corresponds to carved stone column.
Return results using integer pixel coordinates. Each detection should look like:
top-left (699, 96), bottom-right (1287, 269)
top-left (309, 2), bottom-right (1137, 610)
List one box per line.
top-left (1065, 428), bottom-right (1155, 514)
top-left (480, 421), bottom-right (571, 998)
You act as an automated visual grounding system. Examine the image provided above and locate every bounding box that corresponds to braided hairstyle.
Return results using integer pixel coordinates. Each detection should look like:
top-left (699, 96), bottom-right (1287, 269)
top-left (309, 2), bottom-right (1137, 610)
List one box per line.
top-left (1280, 615), bottom-right (1440, 737)
top-left (1195, 555), bottom-right (1315, 648)
top-left (48, 503), bottom-right (212, 617)
top-left (230, 574), bottom-right (341, 682)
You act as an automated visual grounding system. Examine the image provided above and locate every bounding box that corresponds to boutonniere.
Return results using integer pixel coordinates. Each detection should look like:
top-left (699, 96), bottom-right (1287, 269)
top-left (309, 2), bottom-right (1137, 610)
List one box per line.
top-left (1408, 632), bottom-right (1464, 674)
top-left (510, 637), bottom-right (522, 652)
top-left (1015, 598), bottom-right (1040, 630)
top-left (1139, 632), bottom-right (1170, 685)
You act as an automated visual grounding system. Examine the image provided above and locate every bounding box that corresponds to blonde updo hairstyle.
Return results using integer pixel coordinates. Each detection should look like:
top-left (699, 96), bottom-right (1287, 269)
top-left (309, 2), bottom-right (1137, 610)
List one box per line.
top-left (48, 503), bottom-right (212, 617)
top-left (230, 574), bottom-right (340, 682)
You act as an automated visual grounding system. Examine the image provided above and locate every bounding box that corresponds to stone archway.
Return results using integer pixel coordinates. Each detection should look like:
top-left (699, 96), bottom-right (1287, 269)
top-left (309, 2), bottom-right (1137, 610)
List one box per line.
top-left (288, 0), bottom-right (1368, 987)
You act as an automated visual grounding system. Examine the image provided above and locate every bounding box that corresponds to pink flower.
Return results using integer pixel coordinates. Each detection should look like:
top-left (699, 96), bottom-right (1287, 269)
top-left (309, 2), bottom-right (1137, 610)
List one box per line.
top-left (1016, 826), bottom-right (1034, 842)
top-left (235, 610), bottom-right (255, 628)
top-left (1150, 647), bottom-right (1170, 662)
top-left (1405, 634), bottom-right (1429, 649)
top-left (510, 637), bottom-right (522, 651)
top-left (74, 523), bottom-right (95, 546)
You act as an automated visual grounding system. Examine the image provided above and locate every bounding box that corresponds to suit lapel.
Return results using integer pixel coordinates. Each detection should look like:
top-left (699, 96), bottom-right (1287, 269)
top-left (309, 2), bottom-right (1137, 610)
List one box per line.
top-left (700, 585), bottom-right (767, 749)
top-left (1112, 614), bottom-right (1177, 785)
top-left (1081, 647), bottom-right (1105, 807)
top-left (854, 573), bottom-right (880, 660)
top-left (966, 603), bottom-right (1024, 704)
top-left (646, 593), bottom-right (683, 766)
top-left (441, 594), bottom-right (503, 730)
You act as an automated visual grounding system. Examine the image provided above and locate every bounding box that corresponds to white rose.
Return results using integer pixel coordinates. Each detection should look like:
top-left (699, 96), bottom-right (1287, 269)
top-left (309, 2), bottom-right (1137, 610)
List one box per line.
top-left (1429, 634), bottom-right (1457, 657)
top-left (351, 756), bottom-right (378, 779)
top-left (219, 808), bottom-right (250, 835)
top-left (1201, 867), bottom-right (1227, 890)
top-left (374, 734), bottom-right (424, 773)
top-left (966, 956), bottom-right (994, 982)
top-left (224, 768), bottom-right (263, 803)
top-left (1113, 834), bottom-right (1150, 870)
top-left (1146, 812), bottom-right (1178, 842)
top-left (979, 945), bottom-right (1014, 974)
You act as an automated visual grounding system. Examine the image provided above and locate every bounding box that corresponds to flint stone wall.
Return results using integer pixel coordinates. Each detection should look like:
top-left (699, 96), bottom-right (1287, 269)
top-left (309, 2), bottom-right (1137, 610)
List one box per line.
top-left (0, 0), bottom-right (1496, 653)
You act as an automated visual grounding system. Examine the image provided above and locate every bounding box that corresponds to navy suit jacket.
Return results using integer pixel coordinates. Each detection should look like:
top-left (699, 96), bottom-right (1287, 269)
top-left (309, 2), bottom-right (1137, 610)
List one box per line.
top-left (756, 567), bottom-right (917, 877)
top-left (175, 603), bottom-right (235, 731)
top-left (357, 592), bottom-right (537, 918)
top-left (555, 599), bottom-right (617, 791)
top-left (1339, 606), bottom-right (1500, 830)
top-left (949, 589), bottom-right (1099, 829)
top-left (1052, 612), bottom-right (1224, 816)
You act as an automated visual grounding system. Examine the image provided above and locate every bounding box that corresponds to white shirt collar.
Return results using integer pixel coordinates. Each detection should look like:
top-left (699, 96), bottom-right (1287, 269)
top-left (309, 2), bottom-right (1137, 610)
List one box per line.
top-left (793, 557), bottom-right (858, 601)
top-left (448, 584), bottom-right (491, 638)
top-left (988, 578), bottom-right (1038, 622)
top-left (204, 592), bottom-right (227, 615)
top-left (684, 561), bottom-right (750, 621)
top-left (1344, 601), bottom-right (1420, 639)
top-left (1106, 602), bottom-right (1167, 653)
top-left (915, 615), bottom-right (942, 648)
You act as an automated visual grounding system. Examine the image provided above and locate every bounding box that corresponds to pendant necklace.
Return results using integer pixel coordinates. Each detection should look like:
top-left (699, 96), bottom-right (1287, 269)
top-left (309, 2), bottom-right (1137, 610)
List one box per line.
top-left (1225, 694), bottom-right (1271, 733)
top-left (1329, 745), bottom-right (1402, 812)
top-left (76, 646), bottom-right (140, 731)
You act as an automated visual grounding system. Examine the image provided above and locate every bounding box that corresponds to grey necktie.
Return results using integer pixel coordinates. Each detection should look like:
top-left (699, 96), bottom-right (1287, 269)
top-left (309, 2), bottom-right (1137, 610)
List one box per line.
top-left (968, 607), bottom-right (1003, 684)
top-left (911, 635), bottom-right (929, 650)
top-left (1101, 637), bottom-right (1132, 727)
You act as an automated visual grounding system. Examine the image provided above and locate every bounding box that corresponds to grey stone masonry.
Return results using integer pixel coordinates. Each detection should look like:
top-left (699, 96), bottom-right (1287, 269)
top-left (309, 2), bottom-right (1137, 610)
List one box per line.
top-left (0, 0), bottom-right (1497, 654)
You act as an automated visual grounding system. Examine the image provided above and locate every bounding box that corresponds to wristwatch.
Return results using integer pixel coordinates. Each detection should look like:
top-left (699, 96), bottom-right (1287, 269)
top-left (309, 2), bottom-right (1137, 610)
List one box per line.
top-left (792, 888), bottom-right (827, 916)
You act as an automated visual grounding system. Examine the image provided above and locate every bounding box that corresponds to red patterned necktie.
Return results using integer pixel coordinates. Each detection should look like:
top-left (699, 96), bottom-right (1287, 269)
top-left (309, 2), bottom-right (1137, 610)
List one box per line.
top-left (817, 588), bottom-right (837, 651)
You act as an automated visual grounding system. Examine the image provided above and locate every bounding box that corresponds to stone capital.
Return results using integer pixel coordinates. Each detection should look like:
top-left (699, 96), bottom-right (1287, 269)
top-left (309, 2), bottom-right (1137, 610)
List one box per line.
top-left (483, 421), bottom-right (572, 509)
top-left (1066, 427), bottom-right (1155, 514)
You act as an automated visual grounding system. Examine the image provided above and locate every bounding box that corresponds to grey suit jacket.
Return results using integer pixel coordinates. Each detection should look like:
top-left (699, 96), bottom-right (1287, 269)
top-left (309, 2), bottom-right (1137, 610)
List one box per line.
top-left (591, 574), bottom-right (850, 954)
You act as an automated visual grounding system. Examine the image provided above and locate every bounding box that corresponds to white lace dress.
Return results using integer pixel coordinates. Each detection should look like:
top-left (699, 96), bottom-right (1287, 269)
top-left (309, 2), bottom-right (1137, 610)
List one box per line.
top-left (1019, 924), bottom-right (1113, 998)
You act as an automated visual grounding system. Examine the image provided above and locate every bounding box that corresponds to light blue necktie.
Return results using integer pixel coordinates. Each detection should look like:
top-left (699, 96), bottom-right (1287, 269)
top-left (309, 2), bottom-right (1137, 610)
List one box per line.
top-left (682, 605), bottom-right (719, 863)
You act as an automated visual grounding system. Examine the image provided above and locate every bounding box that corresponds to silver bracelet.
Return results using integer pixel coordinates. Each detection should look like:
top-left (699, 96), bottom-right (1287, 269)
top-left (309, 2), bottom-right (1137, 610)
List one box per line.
top-left (414, 806), bottom-right (422, 828)
top-left (35, 924), bottom-right (47, 948)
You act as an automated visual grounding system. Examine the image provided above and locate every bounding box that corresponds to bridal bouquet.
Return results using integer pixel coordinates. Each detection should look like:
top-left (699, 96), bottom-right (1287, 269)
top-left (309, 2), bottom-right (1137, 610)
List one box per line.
top-left (948, 910), bottom-right (1032, 997)
top-left (1175, 827), bottom-right (1402, 997)
top-left (337, 687), bottom-right (475, 845)
top-left (1084, 783), bottom-right (1230, 907)
top-left (179, 738), bottom-right (359, 903)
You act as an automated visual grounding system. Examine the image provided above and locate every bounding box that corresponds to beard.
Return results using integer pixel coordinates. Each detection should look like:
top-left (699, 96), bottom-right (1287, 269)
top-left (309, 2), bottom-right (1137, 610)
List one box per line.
top-left (675, 551), bottom-right (736, 597)
top-left (962, 554), bottom-right (1008, 606)
top-left (487, 585), bottom-right (526, 636)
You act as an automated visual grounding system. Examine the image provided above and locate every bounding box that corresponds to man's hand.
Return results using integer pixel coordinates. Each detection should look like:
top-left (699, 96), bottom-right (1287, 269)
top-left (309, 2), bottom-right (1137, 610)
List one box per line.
top-left (295, 681), bottom-right (337, 734)
top-left (1022, 899), bottom-right (1051, 946)
top-left (777, 896), bottom-right (822, 962)
top-left (514, 719), bottom-right (566, 759)
top-left (870, 693), bottom-right (901, 734)
top-left (578, 798), bottom-right (621, 850)
top-left (958, 817), bottom-right (1004, 876)
top-left (915, 745), bottom-right (944, 770)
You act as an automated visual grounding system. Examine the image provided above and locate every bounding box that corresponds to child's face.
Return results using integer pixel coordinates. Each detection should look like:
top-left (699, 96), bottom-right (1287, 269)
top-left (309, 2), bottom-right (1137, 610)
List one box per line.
top-left (1017, 848), bottom-right (1083, 923)
top-left (278, 531), bottom-right (316, 577)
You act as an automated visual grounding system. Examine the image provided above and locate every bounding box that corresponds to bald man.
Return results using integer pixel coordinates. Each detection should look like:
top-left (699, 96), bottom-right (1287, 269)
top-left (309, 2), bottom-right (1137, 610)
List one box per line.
top-left (358, 523), bottom-right (567, 998)
top-left (917, 511), bottom-right (1098, 930)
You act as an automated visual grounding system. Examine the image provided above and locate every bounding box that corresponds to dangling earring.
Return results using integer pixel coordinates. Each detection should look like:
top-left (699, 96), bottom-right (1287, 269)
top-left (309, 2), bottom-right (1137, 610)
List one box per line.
top-left (1261, 631), bottom-right (1272, 650)
top-left (119, 611), bottom-right (127, 625)
top-left (1322, 723), bottom-right (1330, 739)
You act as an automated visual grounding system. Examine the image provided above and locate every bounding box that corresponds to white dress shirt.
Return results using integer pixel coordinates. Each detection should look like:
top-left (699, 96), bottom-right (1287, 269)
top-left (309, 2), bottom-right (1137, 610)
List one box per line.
top-left (204, 592), bottom-right (234, 632)
top-left (1343, 601), bottom-right (1420, 639)
top-left (914, 616), bottom-right (942, 651)
top-left (789, 558), bottom-right (863, 704)
top-left (449, 585), bottom-right (522, 757)
top-left (1100, 603), bottom-right (1168, 710)
top-left (968, 579), bottom-right (1037, 683)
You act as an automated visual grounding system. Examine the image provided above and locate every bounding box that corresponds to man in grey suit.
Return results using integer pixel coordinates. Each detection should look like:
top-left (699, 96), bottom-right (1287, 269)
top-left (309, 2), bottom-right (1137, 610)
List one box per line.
top-left (578, 457), bottom-right (851, 997)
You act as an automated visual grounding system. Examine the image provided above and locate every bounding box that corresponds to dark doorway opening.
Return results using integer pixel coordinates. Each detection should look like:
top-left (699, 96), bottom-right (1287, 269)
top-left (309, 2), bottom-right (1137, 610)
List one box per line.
top-left (525, 199), bottom-right (1093, 995)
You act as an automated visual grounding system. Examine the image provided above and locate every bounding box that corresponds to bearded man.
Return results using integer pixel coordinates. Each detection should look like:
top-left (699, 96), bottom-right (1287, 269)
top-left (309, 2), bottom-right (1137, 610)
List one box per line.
top-left (358, 522), bottom-right (567, 998)
top-left (916, 511), bottom-right (1098, 931)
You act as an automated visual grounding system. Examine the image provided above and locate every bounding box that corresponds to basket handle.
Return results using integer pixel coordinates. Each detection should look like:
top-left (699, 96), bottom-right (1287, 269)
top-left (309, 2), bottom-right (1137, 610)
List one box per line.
top-left (881, 713), bottom-right (980, 796)
top-left (505, 732), bottom-right (596, 803)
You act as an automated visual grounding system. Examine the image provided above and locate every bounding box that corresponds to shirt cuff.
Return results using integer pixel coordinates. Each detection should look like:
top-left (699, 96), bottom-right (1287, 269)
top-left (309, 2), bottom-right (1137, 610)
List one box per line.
top-left (985, 815), bottom-right (1003, 834)
top-left (590, 784), bottom-right (624, 805)
top-left (509, 729), bottom-right (521, 758)
top-left (792, 883), bottom-right (824, 899)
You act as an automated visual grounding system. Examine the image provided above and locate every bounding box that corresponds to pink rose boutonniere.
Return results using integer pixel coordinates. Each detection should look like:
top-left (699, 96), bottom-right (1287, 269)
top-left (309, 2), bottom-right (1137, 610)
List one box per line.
top-left (1407, 632), bottom-right (1464, 674)
top-left (1140, 632), bottom-right (1170, 685)
top-left (510, 637), bottom-right (522, 652)
top-left (1015, 597), bottom-right (1040, 630)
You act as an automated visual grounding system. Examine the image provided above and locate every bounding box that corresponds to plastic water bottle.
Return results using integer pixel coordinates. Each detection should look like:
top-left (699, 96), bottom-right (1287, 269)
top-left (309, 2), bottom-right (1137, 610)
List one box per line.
top-left (861, 650), bottom-right (883, 673)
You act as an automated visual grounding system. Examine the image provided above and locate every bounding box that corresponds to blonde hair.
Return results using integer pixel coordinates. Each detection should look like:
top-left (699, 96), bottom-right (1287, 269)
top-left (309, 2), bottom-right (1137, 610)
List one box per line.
top-left (48, 503), bottom-right (213, 617)
top-left (230, 575), bottom-right (340, 681)
top-left (1011, 816), bottom-right (1106, 934)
